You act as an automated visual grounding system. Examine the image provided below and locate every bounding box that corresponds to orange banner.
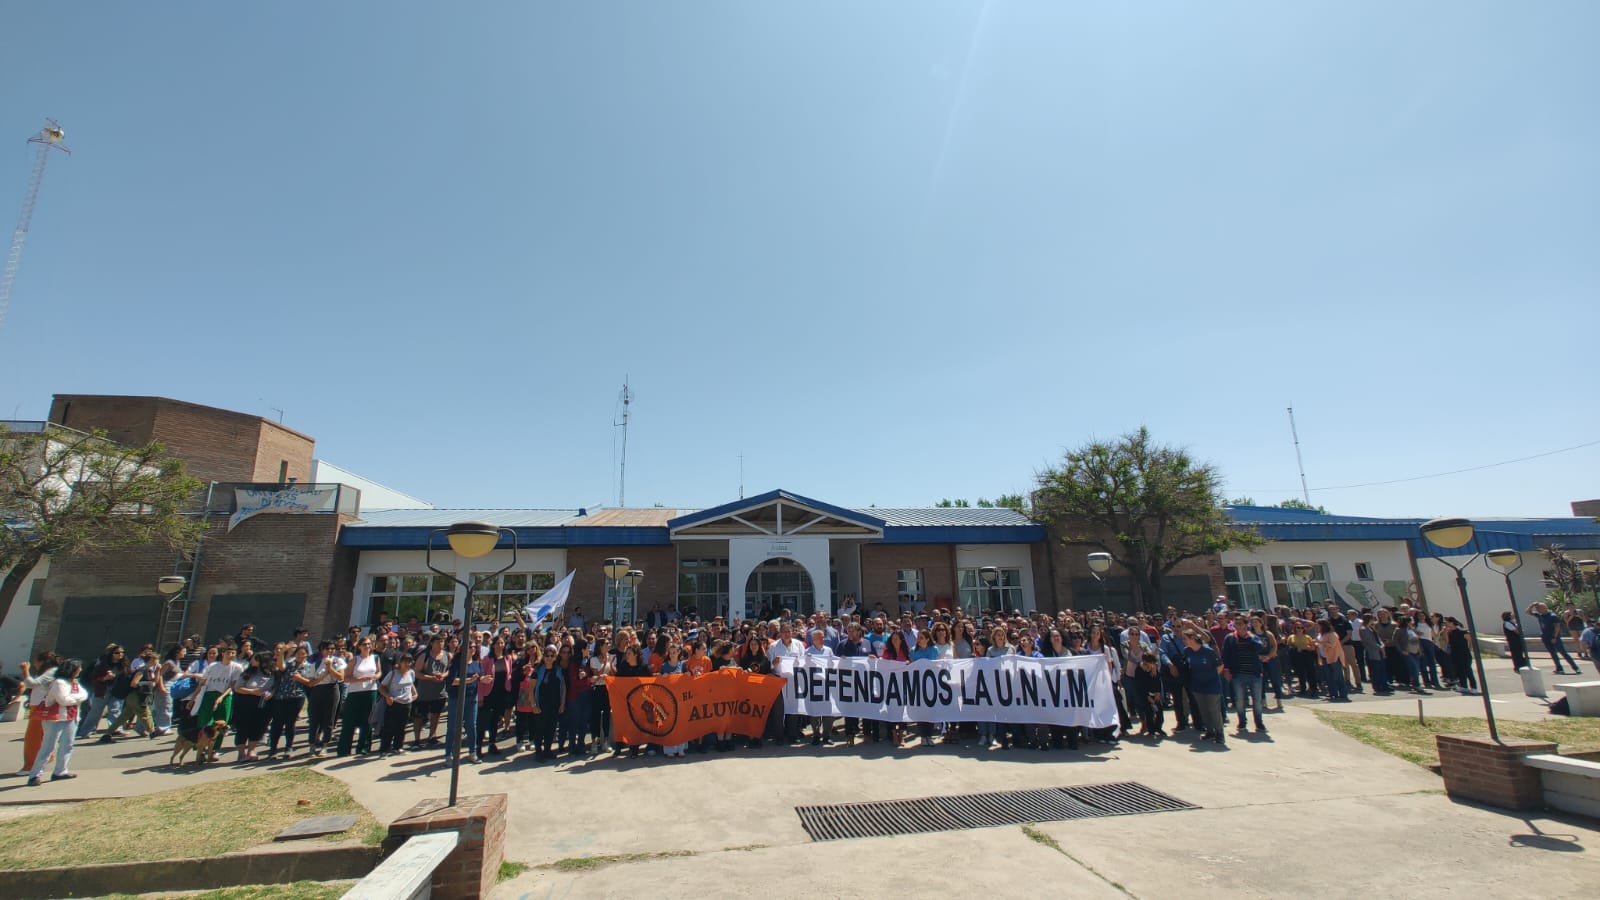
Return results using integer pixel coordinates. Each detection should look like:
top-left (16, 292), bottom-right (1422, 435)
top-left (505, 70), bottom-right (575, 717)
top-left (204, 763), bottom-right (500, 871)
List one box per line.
top-left (611, 668), bottom-right (785, 747)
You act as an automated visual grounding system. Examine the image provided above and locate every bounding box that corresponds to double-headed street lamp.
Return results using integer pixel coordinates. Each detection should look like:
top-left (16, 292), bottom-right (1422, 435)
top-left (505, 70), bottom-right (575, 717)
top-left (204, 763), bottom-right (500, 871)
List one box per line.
top-left (625, 569), bottom-right (644, 624)
top-left (1485, 549), bottom-right (1524, 623)
top-left (603, 557), bottom-right (631, 625)
top-left (426, 521), bottom-right (517, 807)
top-left (978, 566), bottom-right (1000, 615)
top-left (1418, 517), bottom-right (1499, 742)
top-left (1086, 553), bottom-right (1111, 612)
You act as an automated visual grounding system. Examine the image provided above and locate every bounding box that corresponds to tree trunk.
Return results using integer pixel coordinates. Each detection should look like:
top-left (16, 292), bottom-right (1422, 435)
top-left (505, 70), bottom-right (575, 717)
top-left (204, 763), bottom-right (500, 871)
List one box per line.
top-left (0, 548), bottom-right (44, 636)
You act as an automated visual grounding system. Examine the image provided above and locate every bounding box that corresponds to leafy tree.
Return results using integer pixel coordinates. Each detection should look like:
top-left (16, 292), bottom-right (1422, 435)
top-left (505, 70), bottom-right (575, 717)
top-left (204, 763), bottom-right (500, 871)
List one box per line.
top-left (1228, 496), bottom-right (1256, 506)
top-left (993, 493), bottom-right (1027, 513)
top-left (1276, 498), bottom-right (1327, 513)
top-left (0, 425), bottom-right (203, 625)
top-left (935, 498), bottom-right (971, 508)
top-left (1032, 427), bottom-right (1265, 612)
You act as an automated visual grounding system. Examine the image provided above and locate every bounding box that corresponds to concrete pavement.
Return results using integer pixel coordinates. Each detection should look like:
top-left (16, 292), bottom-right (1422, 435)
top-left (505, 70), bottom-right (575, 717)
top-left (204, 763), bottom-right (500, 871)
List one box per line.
top-left (3, 654), bottom-right (1598, 898)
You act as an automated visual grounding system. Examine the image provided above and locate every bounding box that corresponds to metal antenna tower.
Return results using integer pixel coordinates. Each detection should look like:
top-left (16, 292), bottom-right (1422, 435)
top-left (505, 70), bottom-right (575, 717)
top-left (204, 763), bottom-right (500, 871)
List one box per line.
top-left (617, 377), bottom-right (632, 507)
top-left (0, 119), bottom-right (71, 335)
top-left (1287, 406), bottom-right (1311, 506)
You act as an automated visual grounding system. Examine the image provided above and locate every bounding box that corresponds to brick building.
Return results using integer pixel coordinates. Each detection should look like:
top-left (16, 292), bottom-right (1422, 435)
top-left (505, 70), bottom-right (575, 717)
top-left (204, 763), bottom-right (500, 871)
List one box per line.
top-left (7, 395), bottom-right (1234, 665)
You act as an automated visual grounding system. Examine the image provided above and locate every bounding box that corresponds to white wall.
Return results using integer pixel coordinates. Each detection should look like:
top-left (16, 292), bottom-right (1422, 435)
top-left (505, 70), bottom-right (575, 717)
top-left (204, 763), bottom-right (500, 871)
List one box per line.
top-left (955, 544), bottom-right (1037, 612)
top-left (350, 548), bottom-right (568, 627)
top-left (312, 460), bottom-right (433, 511)
top-left (1416, 555), bottom-right (1545, 633)
top-left (0, 558), bottom-right (47, 669)
top-left (1222, 540), bottom-right (1417, 610)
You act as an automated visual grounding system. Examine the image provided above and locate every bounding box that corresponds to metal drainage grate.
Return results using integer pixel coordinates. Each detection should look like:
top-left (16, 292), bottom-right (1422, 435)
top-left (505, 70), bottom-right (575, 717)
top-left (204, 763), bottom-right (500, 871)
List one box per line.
top-left (795, 782), bottom-right (1196, 842)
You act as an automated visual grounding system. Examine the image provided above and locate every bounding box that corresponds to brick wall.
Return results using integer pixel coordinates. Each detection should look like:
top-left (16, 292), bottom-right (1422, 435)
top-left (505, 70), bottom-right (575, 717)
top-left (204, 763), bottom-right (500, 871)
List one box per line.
top-left (1573, 499), bottom-right (1600, 518)
top-left (1044, 519), bottom-right (1224, 613)
top-left (48, 395), bottom-right (315, 487)
top-left (564, 545), bottom-right (677, 624)
top-left (860, 544), bottom-right (956, 612)
top-left (35, 511), bottom-right (350, 653)
top-left (1436, 734), bottom-right (1556, 810)
top-left (385, 794), bottom-right (507, 900)
top-left (253, 421), bottom-right (314, 483)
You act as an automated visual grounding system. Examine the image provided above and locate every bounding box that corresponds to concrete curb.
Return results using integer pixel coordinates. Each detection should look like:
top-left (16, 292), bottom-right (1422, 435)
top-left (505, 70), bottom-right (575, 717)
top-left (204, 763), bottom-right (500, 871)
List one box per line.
top-left (8, 840), bottom-right (380, 900)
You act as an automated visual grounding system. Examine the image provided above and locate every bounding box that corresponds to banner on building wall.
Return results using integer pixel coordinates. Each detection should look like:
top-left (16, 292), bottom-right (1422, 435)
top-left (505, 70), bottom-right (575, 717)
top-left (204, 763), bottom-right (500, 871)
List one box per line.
top-left (774, 655), bottom-right (1118, 729)
top-left (610, 668), bottom-right (786, 747)
top-left (228, 486), bottom-right (339, 531)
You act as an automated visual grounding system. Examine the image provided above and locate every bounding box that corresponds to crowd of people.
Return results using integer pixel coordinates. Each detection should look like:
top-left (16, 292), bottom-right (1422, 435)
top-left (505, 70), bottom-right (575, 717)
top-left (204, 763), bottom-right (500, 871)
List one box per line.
top-left (11, 593), bottom-right (1596, 782)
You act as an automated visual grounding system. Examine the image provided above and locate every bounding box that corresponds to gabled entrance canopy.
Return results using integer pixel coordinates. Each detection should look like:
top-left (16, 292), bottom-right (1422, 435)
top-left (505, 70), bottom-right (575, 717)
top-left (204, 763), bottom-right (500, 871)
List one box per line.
top-left (668, 489), bottom-right (885, 540)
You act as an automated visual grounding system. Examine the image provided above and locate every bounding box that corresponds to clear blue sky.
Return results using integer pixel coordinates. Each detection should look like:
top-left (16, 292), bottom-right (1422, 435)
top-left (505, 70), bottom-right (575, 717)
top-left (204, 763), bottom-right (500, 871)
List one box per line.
top-left (1, 3), bottom-right (1595, 518)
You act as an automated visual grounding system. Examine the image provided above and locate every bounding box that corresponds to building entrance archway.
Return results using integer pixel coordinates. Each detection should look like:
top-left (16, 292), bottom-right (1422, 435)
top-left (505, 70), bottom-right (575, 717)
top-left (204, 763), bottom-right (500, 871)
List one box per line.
top-left (744, 558), bottom-right (816, 619)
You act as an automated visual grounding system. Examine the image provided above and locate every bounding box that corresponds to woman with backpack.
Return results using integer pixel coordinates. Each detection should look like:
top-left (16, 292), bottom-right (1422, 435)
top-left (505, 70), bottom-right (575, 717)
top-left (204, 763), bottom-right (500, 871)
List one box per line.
top-left (28, 659), bottom-right (87, 786)
top-left (102, 649), bottom-right (162, 742)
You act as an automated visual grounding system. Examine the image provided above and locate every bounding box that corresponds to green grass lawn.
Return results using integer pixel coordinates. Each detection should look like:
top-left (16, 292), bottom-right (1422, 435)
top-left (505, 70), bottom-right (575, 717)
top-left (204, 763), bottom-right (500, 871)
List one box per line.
top-left (94, 881), bottom-right (352, 900)
top-left (1315, 711), bottom-right (1600, 767)
top-left (0, 769), bottom-right (380, 871)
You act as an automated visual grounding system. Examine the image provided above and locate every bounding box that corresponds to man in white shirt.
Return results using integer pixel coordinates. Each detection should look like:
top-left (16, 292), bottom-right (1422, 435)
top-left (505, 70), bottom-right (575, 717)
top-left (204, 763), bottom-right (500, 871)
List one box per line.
top-left (767, 624), bottom-right (806, 744)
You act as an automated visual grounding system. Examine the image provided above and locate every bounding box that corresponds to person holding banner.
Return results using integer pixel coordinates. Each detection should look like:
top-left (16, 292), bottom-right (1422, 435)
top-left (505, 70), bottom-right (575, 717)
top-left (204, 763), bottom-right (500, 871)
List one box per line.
top-left (909, 630), bottom-right (941, 748)
top-left (803, 630), bottom-right (837, 746)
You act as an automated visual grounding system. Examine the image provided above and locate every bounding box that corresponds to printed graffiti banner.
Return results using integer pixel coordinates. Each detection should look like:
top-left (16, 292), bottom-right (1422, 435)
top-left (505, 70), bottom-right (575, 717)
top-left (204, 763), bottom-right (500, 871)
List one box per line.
top-left (774, 655), bottom-right (1119, 729)
top-left (610, 668), bottom-right (786, 747)
top-left (229, 487), bottom-right (339, 531)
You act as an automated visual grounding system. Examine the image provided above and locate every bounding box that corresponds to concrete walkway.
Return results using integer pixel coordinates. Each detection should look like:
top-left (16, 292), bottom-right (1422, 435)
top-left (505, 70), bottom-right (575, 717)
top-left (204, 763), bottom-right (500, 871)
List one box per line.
top-left (3, 655), bottom-right (1598, 898)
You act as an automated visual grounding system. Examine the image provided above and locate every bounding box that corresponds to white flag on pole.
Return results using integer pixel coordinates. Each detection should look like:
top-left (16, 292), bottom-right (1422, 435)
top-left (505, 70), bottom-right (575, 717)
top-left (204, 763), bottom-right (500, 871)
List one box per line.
top-left (524, 570), bottom-right (576, 625)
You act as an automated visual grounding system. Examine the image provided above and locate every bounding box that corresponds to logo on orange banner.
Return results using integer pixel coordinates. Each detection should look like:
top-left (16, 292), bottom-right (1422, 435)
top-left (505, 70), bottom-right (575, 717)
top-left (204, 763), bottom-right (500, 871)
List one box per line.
top-left (611, 668), bottom-right (785, 747)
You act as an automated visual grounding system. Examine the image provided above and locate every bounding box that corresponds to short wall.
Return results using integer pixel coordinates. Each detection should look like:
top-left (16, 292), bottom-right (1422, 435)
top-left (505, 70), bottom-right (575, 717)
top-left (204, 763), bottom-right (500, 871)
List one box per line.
top-left (385, 794), bottom-right (507, 900)
top-left (9, 840), bottom-right (379, 900)
top-left (1436, 734), bottom-right (1556, 811)
top-left (1525, 754), bottom-right (1600, 820)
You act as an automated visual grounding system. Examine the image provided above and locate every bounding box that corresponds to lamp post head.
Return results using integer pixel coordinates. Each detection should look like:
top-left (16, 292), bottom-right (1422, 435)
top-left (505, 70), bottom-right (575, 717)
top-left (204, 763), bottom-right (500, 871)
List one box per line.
top-left (1086, 553), bottom-right (1112, 576)
top-left (1289, 564), bottom-right (1315, 584)
top-left (157, 575), bottom-right (187, 596)
top-left (1485, 549), bottom-right (1522, 572)
top-left (625, 569), bottom-right (644, 586)
top-left (445, 522), bottom-right (501, 559)
top-left (603, 558), bottom-right (632, 581)
top-left (978, 566), bottom-right (999, 586)
top-left (1420, 517), bottom-right (1476, 550)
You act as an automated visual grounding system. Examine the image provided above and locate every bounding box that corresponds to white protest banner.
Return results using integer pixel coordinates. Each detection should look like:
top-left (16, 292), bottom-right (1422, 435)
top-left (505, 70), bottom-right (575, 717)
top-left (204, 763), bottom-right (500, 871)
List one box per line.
top-left (228, 486), bottom-right (339, 531)
top-left (775, 654), bottom-right (1119, 730)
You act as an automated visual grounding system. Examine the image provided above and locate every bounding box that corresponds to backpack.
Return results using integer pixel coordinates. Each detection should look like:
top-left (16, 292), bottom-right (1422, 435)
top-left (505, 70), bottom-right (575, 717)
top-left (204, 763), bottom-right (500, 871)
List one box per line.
top-left (109, 669), bottom-right (134, 700)
top-left (168, 675), bottom-right (199, 703)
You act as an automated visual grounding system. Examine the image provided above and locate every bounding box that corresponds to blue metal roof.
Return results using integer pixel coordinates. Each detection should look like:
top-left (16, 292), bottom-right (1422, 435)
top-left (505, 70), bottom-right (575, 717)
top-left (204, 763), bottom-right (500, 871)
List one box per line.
top-left (1226, 506), bottom-right (1600, 557)
top-left (667, 489), bottom-right (887, 531)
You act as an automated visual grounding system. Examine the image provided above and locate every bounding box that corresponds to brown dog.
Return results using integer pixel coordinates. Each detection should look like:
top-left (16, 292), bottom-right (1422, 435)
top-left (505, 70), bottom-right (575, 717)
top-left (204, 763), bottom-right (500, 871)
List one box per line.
top-left (170, 723), bottom-right (226, 766)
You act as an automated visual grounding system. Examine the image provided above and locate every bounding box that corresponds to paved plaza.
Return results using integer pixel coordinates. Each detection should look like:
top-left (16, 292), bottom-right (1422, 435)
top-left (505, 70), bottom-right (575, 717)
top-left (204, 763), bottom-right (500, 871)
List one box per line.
top-left (2, 656), bottom-right (1599, 898)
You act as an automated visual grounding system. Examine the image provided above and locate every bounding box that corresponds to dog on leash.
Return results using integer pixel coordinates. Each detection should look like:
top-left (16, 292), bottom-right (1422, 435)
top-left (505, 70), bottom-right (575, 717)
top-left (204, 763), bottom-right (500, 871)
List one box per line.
top-left (170, 708), bottom-right (228, 766)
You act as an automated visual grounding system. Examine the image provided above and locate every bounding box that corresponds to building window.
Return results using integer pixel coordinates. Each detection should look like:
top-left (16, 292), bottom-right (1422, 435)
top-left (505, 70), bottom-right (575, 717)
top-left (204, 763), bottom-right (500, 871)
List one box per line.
top-left (897, 569), bottom-right (924, 610)
top-left (470, 572), bottom-right (555, 625)
top-left (1223, 565), bottom-right (1267, 610)
top-left (27, 580), bottom-right (44, 607)
top-left (604, 578), bottom-right (640, 624)
top-left (1354, 562), bottom-right (1374, 581)
top-left (277, 460), bottom-right (289, 483)
top-left (677, 558), bottom-right (729, 619)
top-left (957, 568), bottom-right (1023, 614)
top-left (1270, 564), bottom-right (1331, 607)
top-left (368, 574), bottom-right (456, 626)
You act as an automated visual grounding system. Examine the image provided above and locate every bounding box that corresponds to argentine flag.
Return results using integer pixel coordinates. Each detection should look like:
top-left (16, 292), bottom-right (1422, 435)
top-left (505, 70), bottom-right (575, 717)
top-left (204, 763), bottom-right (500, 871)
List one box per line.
top-left (524, 570), bottom-right (576, 626)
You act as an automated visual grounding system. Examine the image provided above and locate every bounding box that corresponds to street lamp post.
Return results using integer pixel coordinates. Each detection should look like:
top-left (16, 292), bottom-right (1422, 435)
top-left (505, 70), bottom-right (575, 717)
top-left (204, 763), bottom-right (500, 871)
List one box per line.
top-left (1290, 564), bottom-right (1317, 608)
top-left (426, 521), bottom-right (517, 807)
top-left (625, 569), bottom-right (644, 625)
top-left (1485, 549), bottom-right (1524, 625)
top-left (1419, 517), bottom-right (1498, 743)
top-left (1086, 553), bottom-right (1111, 613)
top-left (603, 558), bottom-right (631, 626)
top-left (156, 576), bottom-right (187, 646)
top-left (978, 566), bottom-right (1000, 615)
